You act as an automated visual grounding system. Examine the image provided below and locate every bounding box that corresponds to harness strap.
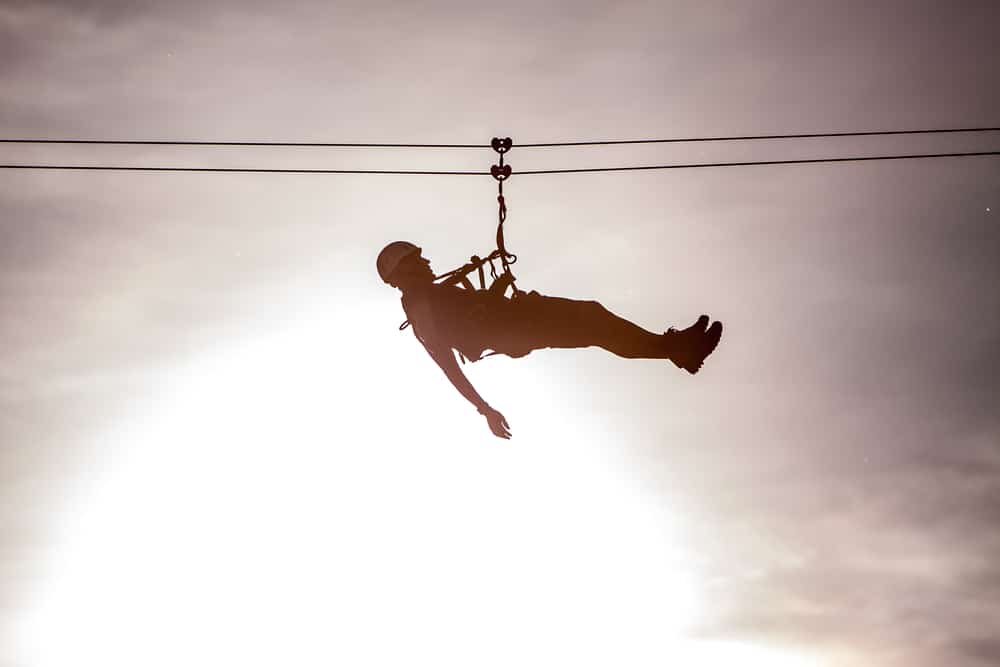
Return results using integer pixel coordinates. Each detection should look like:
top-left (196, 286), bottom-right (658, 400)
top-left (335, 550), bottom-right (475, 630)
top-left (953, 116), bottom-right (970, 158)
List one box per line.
top-left (471, 255), bottom-right (486, 289)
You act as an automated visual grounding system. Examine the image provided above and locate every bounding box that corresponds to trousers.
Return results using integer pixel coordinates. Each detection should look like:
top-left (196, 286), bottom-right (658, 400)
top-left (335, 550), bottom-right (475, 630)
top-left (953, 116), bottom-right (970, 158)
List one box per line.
top-left (487, 290), bottom-right (668, 360)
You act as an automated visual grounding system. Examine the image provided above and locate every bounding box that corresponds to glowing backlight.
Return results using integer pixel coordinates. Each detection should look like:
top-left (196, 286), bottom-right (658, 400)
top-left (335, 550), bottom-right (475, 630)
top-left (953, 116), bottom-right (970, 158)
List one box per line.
top-left (14, 309), bottom-right (817, 667)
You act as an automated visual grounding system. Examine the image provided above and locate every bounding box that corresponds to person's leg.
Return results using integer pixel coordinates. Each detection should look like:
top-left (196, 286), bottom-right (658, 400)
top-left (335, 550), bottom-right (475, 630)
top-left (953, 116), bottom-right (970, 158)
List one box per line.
top-left (509, 293), bottom-right (707, 361)
top-left (566, 299), bottom-right (669, 358)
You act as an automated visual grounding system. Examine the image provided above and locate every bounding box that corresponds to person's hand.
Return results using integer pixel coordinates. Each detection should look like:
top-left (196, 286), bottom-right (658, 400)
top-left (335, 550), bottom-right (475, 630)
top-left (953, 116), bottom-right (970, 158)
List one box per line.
top-left (481, 406), bottom-right (512, 439)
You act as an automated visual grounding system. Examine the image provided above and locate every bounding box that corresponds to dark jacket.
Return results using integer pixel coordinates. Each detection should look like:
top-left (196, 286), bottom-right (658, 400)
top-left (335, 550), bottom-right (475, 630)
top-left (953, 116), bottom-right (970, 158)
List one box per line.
top-left (401, 283), bottom-right (530, 361)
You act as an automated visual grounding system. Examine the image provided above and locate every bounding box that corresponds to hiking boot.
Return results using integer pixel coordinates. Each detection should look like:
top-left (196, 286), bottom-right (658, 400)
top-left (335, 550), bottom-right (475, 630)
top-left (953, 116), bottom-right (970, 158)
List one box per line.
top-left (665, 318), bottom-right (722, 374)
top-left (667, 315), bottom-right (709, 338)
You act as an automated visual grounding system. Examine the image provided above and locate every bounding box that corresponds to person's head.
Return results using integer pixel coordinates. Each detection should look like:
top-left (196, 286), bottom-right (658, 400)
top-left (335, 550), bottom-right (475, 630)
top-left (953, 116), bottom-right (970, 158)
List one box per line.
top-left (376, 241), bottom-right (434, 291)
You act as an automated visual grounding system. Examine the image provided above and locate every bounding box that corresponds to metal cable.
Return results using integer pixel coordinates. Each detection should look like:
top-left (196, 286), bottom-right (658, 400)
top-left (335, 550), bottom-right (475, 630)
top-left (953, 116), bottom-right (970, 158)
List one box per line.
top-left (516, 126), bottom-right (1000, 147)
top-left (0, 165), bottom-right (486, 175)
top-left (514, 151), bottom-right (1000, 174)
top-left (0, 139), bottom-right (487, 148)
top-left (1, 126), bottom-right (997, 149)
top-left (2, 151), bottom-right (997, 175)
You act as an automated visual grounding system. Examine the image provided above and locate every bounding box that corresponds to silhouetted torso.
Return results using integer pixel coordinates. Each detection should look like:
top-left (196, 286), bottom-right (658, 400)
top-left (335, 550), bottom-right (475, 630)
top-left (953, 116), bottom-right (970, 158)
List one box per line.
top-left (402, 283), bottom-right (524, 361)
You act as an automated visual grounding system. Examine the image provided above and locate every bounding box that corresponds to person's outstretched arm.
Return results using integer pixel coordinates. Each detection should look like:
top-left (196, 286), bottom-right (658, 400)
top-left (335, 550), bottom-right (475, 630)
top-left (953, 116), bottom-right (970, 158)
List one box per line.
top-left (421, 341), bottom-right (511, 439)
top-left (405, 299), bottom-right (511, 439)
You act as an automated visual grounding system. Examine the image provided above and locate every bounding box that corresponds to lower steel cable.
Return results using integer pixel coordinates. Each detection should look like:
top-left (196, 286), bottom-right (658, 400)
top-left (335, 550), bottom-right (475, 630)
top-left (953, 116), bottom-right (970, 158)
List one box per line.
top-left (0, 151), bottom-right (997, 175)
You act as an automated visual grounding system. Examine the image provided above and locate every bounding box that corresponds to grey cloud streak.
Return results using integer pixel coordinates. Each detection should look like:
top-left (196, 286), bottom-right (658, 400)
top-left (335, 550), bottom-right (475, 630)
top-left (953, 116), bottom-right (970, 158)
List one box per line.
top-left (682, 424), bottom-right (1000, 664)
top-left (629, 151), bottom-right (1000, 664)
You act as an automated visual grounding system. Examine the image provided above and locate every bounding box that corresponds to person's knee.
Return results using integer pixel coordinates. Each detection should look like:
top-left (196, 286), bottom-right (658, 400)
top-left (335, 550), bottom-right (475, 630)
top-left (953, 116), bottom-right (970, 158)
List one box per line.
top-left (581, 299), bottom-right (608, 317)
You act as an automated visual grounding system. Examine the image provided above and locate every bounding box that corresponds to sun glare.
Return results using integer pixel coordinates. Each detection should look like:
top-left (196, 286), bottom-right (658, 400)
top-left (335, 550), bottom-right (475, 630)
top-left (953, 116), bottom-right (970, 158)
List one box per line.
top-left (14, 306), bottom-right (817, 667)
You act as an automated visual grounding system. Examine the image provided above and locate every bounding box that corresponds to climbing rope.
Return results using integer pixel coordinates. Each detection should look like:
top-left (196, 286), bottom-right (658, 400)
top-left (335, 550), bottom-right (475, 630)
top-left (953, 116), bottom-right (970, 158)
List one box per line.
top-left (397, 136), bottom-right (521, 332)
top-left (490, 136), bottom-right (519, 297)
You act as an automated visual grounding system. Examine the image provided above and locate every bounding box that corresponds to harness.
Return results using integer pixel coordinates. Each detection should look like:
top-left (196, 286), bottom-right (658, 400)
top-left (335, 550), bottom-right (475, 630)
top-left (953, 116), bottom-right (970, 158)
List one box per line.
top-left (399, 137), bottom-right (523, 339)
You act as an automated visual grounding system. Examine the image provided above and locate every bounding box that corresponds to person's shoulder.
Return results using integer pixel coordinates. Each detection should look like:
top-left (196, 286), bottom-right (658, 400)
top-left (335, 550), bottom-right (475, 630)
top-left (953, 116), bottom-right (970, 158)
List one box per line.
top-left (401, 286), bottom-right (437, 318)
top-left (400, 288), bottom-right (444, 345)
top-left (401, 283), bottom-right (436, 306)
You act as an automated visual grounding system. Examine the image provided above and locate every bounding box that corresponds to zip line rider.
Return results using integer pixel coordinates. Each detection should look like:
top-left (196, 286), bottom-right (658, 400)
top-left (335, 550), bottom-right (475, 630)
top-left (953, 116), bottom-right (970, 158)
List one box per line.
top-left (377, 241), bottom-right (723, 439)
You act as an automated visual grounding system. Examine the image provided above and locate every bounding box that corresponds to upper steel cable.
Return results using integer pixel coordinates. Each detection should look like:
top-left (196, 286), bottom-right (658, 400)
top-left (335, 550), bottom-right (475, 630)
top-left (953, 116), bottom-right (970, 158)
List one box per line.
top-left (0, 165), bottom-right (487, 175)
top-left (515, 126), bottom-right (1000, 148)
top-left (1, 126), bottom-right (998, 149)
top-left (0, 139), bottom-right (488, 148)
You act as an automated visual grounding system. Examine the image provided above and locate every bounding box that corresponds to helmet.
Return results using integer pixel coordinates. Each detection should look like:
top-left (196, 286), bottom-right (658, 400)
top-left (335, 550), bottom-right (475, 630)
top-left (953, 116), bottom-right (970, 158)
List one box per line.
top-left (376, 241), bottom-right (421, 283)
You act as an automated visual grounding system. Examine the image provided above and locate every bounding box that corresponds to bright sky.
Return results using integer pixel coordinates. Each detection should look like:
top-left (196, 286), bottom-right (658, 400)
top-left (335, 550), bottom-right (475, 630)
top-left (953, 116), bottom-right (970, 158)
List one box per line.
top-left (2, 1), bottom-right (1000, 666)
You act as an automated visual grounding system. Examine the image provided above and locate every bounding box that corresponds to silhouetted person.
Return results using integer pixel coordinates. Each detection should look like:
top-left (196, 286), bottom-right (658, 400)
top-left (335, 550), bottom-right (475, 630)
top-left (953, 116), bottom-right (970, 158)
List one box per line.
top-left (378, 241), bottom-right (722, 439)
